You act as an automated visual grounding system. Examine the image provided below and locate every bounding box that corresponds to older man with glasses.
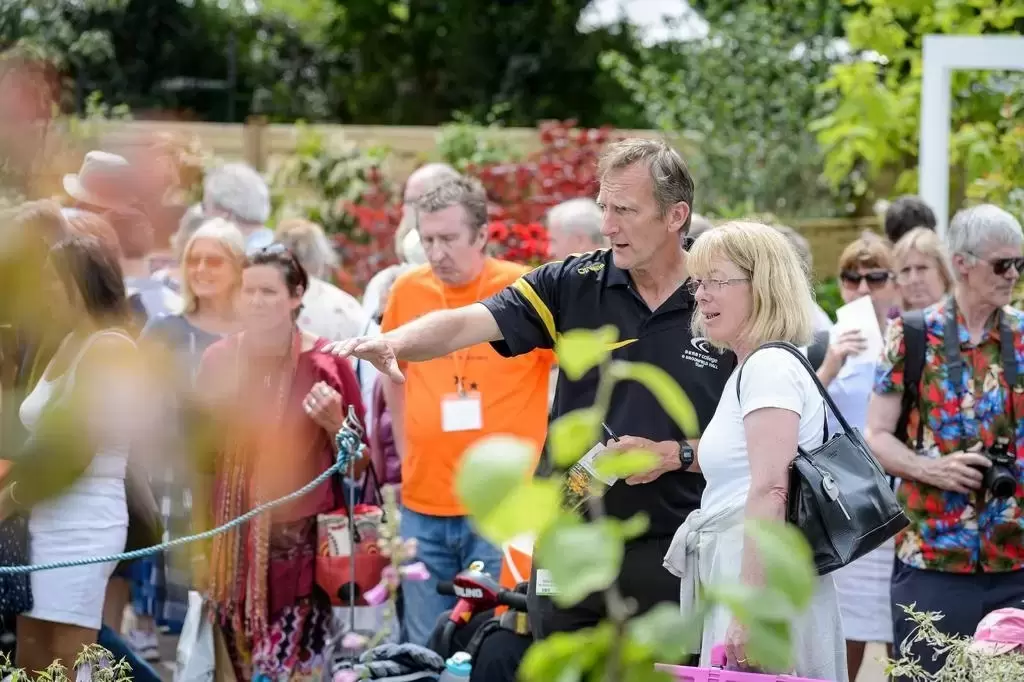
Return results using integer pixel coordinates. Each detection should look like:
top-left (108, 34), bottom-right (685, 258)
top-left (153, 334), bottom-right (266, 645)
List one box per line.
top-left (867, 204), bottom-right (1024, 676)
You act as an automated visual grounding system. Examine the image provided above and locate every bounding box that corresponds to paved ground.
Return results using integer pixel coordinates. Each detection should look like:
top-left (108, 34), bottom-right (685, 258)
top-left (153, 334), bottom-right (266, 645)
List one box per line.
top-left (858, 643), bottom-right (888, 681)
top-left (157, 634), bottom-right (177, 681)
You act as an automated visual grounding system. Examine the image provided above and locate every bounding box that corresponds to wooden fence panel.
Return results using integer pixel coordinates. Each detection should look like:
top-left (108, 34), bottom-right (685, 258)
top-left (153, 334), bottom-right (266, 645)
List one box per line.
top-left (83, 119), bottom-right (877, 277)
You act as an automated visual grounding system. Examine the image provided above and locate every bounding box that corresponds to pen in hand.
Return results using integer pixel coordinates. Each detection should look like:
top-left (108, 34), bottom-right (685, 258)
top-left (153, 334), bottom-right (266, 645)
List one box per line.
top-left (602, 422), bottom-right (620, 443)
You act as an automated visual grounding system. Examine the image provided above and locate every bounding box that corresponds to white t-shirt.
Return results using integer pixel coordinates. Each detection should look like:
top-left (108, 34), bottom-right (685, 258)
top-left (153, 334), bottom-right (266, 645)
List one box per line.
top-left (699, 347), bottom-right (827, 516)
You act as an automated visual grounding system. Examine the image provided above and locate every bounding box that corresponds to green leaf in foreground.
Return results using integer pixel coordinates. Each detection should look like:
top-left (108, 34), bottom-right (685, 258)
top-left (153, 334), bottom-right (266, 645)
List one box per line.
top-left (475, 478), bottom-right (562, 546)
top-left (703, 583), bottom-right (795, 671)
top-left (626, 602), bottom-right (703, 661)
top-left (456, 435), bottom-right (561, 543)
top-left (555, 325), bottom-right (619, 380)
top-left (535, 518), bottom-right (624, 607)
top-left (746, 618), bottom-right (794, 674)
top-left (702, 583), bottom-right (798, 623)
top-left (618, 512), bottom-right (650, 542)
top-left (519, 626), bottom-right (612, 682)
top-left (745, 519), bottom-right (816, 611)
top-left (549, 407), bottom-right (602, 468)
top-left (609, 361), bottom-right (700, 435)
top-left (594, 448), bottom-right (659, 480)
top-left (455, 435), bottom-right (536, 520)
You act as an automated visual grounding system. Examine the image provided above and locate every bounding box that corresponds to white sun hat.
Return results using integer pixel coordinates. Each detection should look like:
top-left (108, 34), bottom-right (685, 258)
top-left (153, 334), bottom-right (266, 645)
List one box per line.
top-left (62, 150), bottom-right (133, 210)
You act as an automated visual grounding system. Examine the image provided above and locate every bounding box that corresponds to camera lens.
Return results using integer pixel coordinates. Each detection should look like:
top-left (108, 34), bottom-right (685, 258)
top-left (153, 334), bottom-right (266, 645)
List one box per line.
top-left (989, 467), bottom-right (1017, 499)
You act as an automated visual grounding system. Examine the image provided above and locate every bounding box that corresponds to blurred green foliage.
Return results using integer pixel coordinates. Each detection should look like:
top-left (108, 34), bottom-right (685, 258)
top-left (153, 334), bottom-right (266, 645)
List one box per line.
top-left (1, 0), bottom-right (647, 128)
top-left (812, 0), bottom-right (1024, 218)
top-left (601, 0), bottom-right (858, 219)
top-left (815, 278), bottom-right (842, 322)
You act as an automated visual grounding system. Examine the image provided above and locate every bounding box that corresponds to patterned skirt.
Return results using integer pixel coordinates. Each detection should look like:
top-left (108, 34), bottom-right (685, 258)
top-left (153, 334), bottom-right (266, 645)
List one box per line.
top-left (220, 518), bottom-right (330, 682)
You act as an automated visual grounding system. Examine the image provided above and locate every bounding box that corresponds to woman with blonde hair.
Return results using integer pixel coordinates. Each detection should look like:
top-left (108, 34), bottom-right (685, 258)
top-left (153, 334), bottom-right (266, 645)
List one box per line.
top-left (892, 227), bottom-right (953, 311)
top-left (142, 217), bottom-right (245, 375)
top-left (663, 222), bottom-right (847, 680)
top-left (125, 217), bottom-right (245, 658)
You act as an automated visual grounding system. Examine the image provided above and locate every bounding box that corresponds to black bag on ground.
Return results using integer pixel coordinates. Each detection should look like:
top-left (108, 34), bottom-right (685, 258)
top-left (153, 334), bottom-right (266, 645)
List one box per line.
top-left (737, 341), bottom-right (909, 575)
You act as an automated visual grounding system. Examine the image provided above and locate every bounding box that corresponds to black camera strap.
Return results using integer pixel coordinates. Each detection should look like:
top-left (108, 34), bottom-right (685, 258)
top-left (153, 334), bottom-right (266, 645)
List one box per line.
top-left (944, 296), bottom-right (1018, 453)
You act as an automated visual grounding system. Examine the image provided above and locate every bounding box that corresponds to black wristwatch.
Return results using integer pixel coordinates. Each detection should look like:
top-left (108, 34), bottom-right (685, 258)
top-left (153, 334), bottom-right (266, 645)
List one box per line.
top-left (677, 440), bottom-right (695, 470)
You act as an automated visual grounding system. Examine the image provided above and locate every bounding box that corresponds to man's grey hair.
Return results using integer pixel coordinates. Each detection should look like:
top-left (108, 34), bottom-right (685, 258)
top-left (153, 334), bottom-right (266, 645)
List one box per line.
top-left (597, 138), bottom-right (695, 231)
top-left (546, 198), bottom-right (603, 243)
top-left (947, 204), bottom-right (1023, 263)
top-left (403, 163), bottom-right (460, 203)
top-left (203, 162), bottom-right (271, 225)
top-left (170, 203), bottom-right (206, 261)
top-left (414, 176), bottom-right (489, 232)
top-left (275, 218), bottom-right (340, 280)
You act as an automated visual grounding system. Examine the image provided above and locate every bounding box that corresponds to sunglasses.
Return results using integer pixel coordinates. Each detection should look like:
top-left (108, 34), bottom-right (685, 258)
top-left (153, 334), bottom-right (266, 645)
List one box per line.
top-left (185, 254), bottom-right (227, 269)
top-left (259, 242), bottom-right (290, 257)
top-left (252, 242), bottom-right (302, 268)
top-left (969, 253), bottom-right (1024, 276)
top-left (840, 270), bottom-right (891, 288)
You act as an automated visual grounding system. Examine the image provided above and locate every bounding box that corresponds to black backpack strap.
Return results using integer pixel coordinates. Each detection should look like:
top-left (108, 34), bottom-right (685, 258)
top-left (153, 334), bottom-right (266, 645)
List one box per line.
top-left (806, 329), bottom-right (831, 371)
top-left (895, 310), bottom-right (926, 450)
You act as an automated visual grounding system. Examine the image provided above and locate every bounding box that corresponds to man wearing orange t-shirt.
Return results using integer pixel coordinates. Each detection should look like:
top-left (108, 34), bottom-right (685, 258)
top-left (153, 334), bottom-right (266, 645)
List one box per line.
top-left (380, 176), bottom-right (553, 645)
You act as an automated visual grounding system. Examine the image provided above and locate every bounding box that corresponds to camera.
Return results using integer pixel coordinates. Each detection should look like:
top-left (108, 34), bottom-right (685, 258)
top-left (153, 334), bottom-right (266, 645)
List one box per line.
top-left (979, 437), bottom-right (1018, 499)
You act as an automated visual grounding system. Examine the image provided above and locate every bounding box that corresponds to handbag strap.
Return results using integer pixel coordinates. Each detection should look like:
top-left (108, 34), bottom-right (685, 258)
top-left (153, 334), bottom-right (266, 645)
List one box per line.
top-left (735, 341), bottom-right (852, 443)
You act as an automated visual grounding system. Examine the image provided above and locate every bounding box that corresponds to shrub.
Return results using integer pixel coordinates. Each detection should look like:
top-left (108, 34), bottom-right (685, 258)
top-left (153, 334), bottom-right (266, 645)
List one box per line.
top-left (476, 120), bottom-right (619, 265)
top-left (887, 605), bottom-right (1024, 681)
top-left (0, 645), bottom-right (131, 682)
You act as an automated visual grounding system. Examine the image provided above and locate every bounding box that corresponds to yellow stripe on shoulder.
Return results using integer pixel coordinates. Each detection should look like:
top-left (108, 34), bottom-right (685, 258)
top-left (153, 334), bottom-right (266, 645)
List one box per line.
top-left (512, 277), bottom-right (557, 343)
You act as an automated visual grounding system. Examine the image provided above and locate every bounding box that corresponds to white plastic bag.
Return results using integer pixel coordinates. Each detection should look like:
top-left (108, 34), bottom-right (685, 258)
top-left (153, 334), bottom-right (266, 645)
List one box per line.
top-left (175, 591), bottom-right (216, 682)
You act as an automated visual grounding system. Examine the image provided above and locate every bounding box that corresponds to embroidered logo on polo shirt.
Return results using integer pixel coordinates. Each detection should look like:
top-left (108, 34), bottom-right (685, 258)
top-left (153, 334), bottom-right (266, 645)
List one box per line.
top-left (576, 262), bottom-right (605, 275)
top-left (683, 336), bottom-right (720, 369)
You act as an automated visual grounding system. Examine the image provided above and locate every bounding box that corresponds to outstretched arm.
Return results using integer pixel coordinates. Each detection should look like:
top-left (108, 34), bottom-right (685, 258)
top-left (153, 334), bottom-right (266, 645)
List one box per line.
top-left (388, 303), bottom-right (502, 362)
top-left (328, 303), bottom-right (502, 383)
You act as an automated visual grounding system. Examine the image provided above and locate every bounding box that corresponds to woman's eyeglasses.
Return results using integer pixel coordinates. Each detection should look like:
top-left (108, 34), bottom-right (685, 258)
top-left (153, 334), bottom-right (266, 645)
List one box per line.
top-left (185, 254), bottom-right (226, 269)
top-left (684, 278), bottom-right (750, 295)
top-left (967, 252), bottom-right (1024, 276)
top-left (840, 270), bottom-right (891, 289)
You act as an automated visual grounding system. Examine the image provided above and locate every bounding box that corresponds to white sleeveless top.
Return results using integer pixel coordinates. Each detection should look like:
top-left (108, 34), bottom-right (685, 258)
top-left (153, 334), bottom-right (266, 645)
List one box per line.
top-left (20, 330), bottom-right (134, 531)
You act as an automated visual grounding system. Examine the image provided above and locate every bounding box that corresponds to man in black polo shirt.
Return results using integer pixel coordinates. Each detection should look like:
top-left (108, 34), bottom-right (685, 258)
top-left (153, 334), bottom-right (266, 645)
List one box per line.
top-left (327, 139), bottom-right (734, 640)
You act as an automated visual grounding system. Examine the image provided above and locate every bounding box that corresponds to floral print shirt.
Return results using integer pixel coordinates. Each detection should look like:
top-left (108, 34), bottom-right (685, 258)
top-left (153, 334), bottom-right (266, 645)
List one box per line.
top-left (874, 297), bottom-right (1024, 573)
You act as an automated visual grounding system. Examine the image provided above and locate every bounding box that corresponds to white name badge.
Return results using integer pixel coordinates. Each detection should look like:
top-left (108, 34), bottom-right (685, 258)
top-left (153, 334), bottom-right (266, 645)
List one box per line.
top-left (441, 392), bottom-right (483, 432)
top-left (535, 568), bottom-right (559, 596)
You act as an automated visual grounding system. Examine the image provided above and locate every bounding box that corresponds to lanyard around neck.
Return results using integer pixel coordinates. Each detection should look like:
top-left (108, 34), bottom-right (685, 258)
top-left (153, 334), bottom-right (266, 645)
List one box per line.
top-left (438, 272), bottom-right (487, 394)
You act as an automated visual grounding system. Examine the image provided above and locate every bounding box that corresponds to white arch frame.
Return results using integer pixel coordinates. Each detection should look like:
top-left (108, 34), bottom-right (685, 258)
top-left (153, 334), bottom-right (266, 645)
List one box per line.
top-left (920, 35), bottom-right (1024, 237)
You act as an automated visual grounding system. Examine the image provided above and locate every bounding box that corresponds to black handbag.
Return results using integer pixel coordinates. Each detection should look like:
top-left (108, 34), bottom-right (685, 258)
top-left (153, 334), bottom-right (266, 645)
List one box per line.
top-left (736, 341), bottom-right (909, 575)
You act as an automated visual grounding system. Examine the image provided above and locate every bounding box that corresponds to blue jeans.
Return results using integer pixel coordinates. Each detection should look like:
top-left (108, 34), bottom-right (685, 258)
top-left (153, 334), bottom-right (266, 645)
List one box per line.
top-left (398, 506), bottom-right (502, 647)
